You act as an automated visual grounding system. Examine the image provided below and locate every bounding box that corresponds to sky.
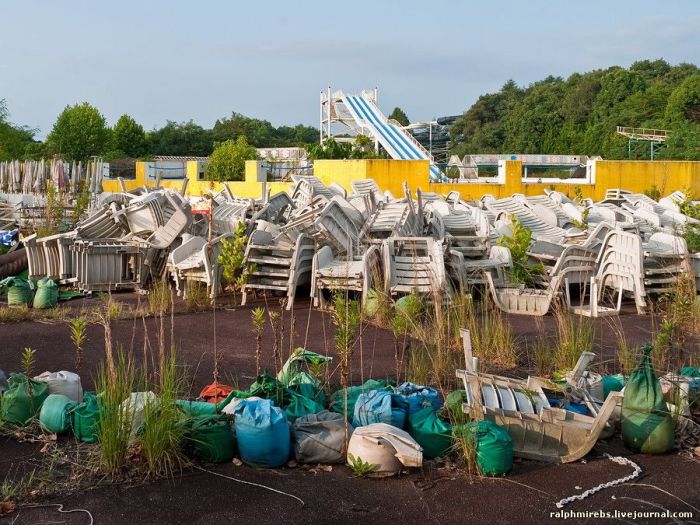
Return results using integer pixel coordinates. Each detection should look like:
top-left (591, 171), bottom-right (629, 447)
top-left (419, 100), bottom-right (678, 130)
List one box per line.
top-left (1, 0), bottom-right (699, 138)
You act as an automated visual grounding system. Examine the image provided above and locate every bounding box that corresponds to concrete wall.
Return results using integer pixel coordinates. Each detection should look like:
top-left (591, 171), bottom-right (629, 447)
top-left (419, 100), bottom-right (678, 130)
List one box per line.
top-left (100, 158), bottom-right (700, 202)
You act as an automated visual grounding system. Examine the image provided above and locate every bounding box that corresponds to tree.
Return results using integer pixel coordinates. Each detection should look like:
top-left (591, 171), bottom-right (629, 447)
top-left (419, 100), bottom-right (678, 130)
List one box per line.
top-left (205, 136), bottom-right (258, 182)
top-left (147, 120), bottom-right (214, 156)
top-left (389, 107), bottom-right (410, 126)
top-left (47, 102), bottom-right (110, 160)
top-left (665, 74), bottom-right (700, 124)
top-left (0, 99), bottom-right (37, 160)
top-left (212, 112), bottom-right (318, 147)
top-left (112, 114), bottom-right (147, 157)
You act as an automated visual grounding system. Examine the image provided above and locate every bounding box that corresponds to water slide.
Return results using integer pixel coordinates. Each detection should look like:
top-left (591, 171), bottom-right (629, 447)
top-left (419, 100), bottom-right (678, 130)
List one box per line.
top-left (339, 92), bottom-right (447, 182)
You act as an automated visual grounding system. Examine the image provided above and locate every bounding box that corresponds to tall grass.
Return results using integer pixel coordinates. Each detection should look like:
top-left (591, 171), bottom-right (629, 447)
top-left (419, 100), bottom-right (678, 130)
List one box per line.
top-left (460, 293), bottom-right (518, 372)
top-left (552, 306), bottom-right (595, 372)
top-left (139, 351), bottom-right (188, 478)
top-left (148, 280), bottom-right (172, 315)
top-left (95, 350), bottom-right (136, 475)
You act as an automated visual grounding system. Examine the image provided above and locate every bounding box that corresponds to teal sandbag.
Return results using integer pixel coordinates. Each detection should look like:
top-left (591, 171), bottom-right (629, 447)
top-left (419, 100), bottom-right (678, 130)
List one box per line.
top-left (408, 407), bottom-right (452, 459)
top-left (188, 414), bottom-right (235, 463)
top-left (39, 394), bottom-right (77, 434)
top-left (33, 277), bottom-right (58, 309)
top-left (234, 398), bottom-right (290, 468)
top-left (72, 392), bottom-right (100, 443)
top-left (621, 344), bottom-right (674, 454)
top-left (1, 373), bottom-right (49, 424)
top-left (352, 390), bottom-right (406, 429)
top-left (453, 421), bottom-right (513, 476)
top-left (284, 390), bottom-right (325, 424)
top-left (330, 379), bottom-right (394, 421)
top-left (602, 374), bottom-right (625, 398)
top-left (176, 399), bottom-right (217, 417)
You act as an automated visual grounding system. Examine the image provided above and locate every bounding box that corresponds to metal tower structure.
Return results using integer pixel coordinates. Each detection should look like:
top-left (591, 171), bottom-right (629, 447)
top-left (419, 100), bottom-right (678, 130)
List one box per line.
top-left (616, 126), bottom-right (671, 160)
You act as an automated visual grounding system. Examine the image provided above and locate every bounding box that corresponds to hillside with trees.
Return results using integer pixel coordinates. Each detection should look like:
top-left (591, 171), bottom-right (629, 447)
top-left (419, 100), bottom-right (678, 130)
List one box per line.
top-left (449, 60), bottom-right (700, 160)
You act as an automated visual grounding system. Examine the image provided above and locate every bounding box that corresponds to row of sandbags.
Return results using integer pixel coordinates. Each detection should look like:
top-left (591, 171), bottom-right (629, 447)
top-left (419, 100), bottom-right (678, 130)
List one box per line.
top-left (0, 275), bottom-right (59, 308)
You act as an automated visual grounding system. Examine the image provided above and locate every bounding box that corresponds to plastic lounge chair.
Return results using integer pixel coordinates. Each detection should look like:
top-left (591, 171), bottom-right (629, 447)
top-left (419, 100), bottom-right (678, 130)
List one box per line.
top-left (455, 329), bottom-right (621, 463)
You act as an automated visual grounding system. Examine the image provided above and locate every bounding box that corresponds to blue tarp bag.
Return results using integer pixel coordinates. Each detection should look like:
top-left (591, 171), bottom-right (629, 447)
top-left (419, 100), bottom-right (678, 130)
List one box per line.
top-left (234, 398), bottom-right (290, 468)
top-left (397, 382), bottom-right (442, 415)
top-left (353, 390), bottom-right (406, 429)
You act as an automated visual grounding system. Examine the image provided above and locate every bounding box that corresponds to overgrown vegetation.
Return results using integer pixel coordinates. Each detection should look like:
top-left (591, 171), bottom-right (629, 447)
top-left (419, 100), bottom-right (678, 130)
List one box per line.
top-left (552, 307), bottom-right (595, 372)
top-left (496, 215), bottom-right (543, 285)
top-left (218, 223), bottom-right (251, 295)
top-left (450, 60), bottom-right (700, 160)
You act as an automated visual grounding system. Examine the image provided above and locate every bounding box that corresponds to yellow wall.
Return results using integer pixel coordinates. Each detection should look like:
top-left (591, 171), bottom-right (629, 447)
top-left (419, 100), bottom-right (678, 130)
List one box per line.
top-left (102, 158), bottom-right (700, 202)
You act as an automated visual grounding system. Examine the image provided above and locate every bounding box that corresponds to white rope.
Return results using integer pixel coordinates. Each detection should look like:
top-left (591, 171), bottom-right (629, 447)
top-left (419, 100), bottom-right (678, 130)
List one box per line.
top-left (555, 454), bottom-right (642, 509)
top-left (17, 503), bottom-right (94, 524)
top-left (195, 465), bottom-right (305, 506)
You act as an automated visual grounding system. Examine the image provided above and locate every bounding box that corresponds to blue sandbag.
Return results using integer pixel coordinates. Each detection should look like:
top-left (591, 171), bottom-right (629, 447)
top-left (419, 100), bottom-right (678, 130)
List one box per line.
top-left (234, 398), bottom-right (290, 468)
top-left (353, 390), bottom-right (406, 429)
top-left (396, 382), bottom-right (442, 415)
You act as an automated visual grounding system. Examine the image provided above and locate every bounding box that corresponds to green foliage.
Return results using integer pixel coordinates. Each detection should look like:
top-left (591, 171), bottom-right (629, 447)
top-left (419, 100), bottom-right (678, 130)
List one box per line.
top-left (20, 347), bottom-right (36, 378)
top-left (72, 181), bottom-right (91, 224)
top-left (347, 453), bottom-right (377, 477)
top-left (644, 185), bottom-right (661, 201)
top-left (139, 351), bottom-right (188, 477)
top-left (47, 102), bottom-right (110, 161)
top-left (206, 136), bottom-right (258, 182)
top-left (212, 112), bottom-right (318, 147)
top-left (147, 120), bottom-right (214, 157)
top-left (305, 136), bottom-right (382, 160)
top-left (389, 106), bottom-right (410, 126)
top-left (0, 99), bottom-right (37, 161)
top-left (96, 350), bottom-right (136, 475)
top-left (251, 307), bottom-right (266, 375)
top-left (217, 223), bottom-right (250, 288)
top-left (70, 316), bottom-right (89, 372)
top-left (38, 182), bottom-right (65, 237)
top-left (112, 114), bottom-right (147, 157)
top-left (496, 215), bottom-right (543, 285)
top-left (450, 61), bottom-right (700, 160)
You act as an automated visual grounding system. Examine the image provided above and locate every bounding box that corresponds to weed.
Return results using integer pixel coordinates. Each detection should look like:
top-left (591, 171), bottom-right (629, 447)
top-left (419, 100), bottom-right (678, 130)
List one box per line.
top-left (347, 453), bottom-right (376, 477)
top-left (104, 296), bottom-right (123, 320)
top-left (139, 351), bottom-right (188, 478)
top-left (70, 316), bottom-right (89, 372)
top-left (552, 307), bottom-right (595, 372)
top-left (496, 215), bottom-right (544, 285)
top-left (20, 347), bottom-right (36, 378)
top-left (95, 349), bottom-right (136, 476)
top-left (218, 223), bottom-right (250, 296)
top-left (644, 185), bottom-right (661, 201)
top-left (72, 181), bottom-right (91, 224)
top-left (0, 306), bottom-right (32, 324)
top-left (462, 294), bottom-right (518, 371)
top-left (148, 280), bottom-right (172, 315)
top-left (251, 307), bottom-right (265, 375)
top-left (184, 281), bottom-right (208, 311)
top-left (332, 292), bottom-right (361, 447)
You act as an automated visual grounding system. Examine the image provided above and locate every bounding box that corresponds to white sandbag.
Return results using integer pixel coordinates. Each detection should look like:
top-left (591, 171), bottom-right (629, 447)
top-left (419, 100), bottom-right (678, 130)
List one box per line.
top-left (120, 391), bottom-right (156, 438)
top-left (347, 423), bottom-right (422, 477)
top-left (292, 410), bottom-right (350, 464)
top-left (33, 371), bottom-right (83, 402)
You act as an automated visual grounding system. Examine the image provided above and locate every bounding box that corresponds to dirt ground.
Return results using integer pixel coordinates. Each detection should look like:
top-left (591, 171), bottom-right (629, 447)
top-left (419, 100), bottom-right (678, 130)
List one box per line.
top-left (0, 295), bottom-right (698, 525)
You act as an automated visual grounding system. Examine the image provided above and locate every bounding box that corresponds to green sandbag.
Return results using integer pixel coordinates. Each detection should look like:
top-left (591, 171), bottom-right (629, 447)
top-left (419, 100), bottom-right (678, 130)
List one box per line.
top-left (602, 374), bottom-right (625, 398)
top-left (408, 407), bottom-right (452, 459)
top-left (188, 414), bottom-right (235, 463)
top-left (277, 348), bottom-right (332, 388)
top-left (39, 394), bottom-right (77, 434)
top-left (73, 392), bottom-right (100, 443)
top-left (33, 277), bottom-right (58, 309)
top-left (1, 373), bottom-right (49, 424)
top-left (445, 390), bottom-right (467, 420)
top-left (242, 371), bottom-right (290, 407)
top-left (0, 277), bottom-right (34, 307)
top-left (330, 379), bottom-right (394, 421)
top-left (284, 391), bottom-right (325, 424)
top-left (453, 421), bottom-right (513, 476)
top-left (363, 289), bottom-right (380, 318)
top-left (176, 399), bottom-right (217, 417)
top-left (621, 344), bottom-right (674, 454)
